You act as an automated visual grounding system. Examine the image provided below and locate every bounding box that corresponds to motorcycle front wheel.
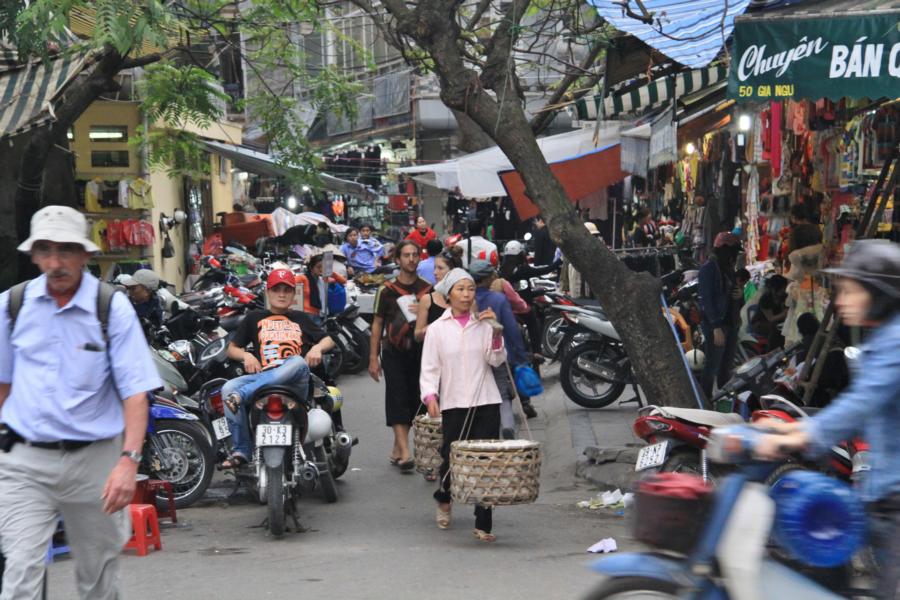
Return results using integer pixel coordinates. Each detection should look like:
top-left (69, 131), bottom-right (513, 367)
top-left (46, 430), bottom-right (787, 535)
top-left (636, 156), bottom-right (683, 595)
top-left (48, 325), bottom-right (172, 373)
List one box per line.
top-left (266, 463), bottom-right (286, 538)
top-left (559, 343), bottom-right (625, 409)
top-left (585, 577), bottom-right (680, 599)
top-left (146, 420), bottom-right (215, 509)
top-left (541, 313), bottom-right (565, 358)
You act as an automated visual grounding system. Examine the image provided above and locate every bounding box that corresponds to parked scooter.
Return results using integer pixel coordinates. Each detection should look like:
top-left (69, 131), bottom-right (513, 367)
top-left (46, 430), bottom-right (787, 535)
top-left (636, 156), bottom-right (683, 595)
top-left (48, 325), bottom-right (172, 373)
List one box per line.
top-left (141, 393), bottom-right (215, 509)
top-left (633, 345), bottom-right (865, 484)
top-left (323, 304), bottom-right (370, 376)
top-left (587, 425), bottom-right (870, 599)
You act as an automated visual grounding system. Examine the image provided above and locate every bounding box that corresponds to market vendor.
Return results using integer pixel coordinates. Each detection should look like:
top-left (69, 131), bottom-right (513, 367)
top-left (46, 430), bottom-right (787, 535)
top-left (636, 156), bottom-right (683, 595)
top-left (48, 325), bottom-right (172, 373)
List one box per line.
top-left (295, 253), bottom-right (348, 318)
top-left (340, 224), bottom-right (383, 274)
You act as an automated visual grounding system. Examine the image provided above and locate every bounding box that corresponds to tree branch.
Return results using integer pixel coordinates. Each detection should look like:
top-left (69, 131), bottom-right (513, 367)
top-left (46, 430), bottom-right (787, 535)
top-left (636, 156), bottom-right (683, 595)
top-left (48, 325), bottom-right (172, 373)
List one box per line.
top-left (463, 0), bottom-right (494, 32)
top-left (121, 52), bottom-right (163, 69)
top-left (529, 37), bottom-right (604, 134)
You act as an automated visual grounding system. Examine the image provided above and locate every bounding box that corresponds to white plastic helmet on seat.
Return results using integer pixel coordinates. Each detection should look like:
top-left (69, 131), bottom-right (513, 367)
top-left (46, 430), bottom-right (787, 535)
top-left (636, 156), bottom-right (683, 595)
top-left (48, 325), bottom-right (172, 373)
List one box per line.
top-left (686, 349), bottom-right (706, 371)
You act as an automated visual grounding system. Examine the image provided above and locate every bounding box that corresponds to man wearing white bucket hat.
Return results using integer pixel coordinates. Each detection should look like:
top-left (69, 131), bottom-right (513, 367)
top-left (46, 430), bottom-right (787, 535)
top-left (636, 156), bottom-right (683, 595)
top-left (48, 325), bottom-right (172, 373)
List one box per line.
top-left (0, 206), bottom-right (161, 599)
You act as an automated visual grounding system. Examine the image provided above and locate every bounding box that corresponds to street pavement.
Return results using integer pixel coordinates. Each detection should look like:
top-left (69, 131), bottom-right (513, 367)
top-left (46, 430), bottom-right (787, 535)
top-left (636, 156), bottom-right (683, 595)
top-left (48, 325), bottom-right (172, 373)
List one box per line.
top-left (48, 364), bottom-right (644, 600)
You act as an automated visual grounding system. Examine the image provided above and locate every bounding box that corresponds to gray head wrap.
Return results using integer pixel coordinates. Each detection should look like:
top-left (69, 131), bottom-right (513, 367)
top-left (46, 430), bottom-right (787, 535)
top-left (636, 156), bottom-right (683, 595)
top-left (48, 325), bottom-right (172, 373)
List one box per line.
top-left (434, 268), bottom-right (474, 297)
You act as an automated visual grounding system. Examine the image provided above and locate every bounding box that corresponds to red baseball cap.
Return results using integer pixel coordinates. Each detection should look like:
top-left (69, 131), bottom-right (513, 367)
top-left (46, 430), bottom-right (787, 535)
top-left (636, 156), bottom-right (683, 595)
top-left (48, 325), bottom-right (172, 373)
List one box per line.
top-left (266, 268), bottom-right (297, 289)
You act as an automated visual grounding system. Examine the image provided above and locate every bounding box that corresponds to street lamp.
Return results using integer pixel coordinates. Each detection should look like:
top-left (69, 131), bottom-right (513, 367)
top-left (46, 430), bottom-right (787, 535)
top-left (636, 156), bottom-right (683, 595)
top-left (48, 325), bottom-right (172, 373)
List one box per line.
top-left (287, 195), bottom-right (298, 210)
top-left (685, 142), bottom-right (696, 155)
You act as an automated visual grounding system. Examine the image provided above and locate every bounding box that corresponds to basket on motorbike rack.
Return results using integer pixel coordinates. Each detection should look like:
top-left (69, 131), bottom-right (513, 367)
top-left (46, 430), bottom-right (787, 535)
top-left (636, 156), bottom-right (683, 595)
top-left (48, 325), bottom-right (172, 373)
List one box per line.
top-left (449, 439), bottom-right (541, 507)
top-left (412, 415), bottom-right (443, 475)
top-left (633, 472), bottom-right (714, 554)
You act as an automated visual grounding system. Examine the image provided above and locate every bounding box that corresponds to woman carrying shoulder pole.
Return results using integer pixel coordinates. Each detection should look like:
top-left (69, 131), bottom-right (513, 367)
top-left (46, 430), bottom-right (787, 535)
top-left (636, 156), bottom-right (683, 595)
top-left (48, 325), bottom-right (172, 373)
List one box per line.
top-left (419, 268), bottom-right (507, 543)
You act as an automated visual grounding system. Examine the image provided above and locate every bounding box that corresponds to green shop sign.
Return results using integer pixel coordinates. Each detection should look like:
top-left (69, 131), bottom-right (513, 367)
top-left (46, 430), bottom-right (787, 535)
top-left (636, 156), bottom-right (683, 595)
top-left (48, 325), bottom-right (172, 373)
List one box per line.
top-left (728, 12), bottom-right (900, 103)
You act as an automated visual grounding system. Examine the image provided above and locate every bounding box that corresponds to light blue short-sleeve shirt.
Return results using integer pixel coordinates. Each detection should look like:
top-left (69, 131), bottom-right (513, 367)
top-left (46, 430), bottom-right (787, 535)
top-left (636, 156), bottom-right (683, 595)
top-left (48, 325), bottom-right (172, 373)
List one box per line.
top-left (0, 273), bottom-right (162, 442)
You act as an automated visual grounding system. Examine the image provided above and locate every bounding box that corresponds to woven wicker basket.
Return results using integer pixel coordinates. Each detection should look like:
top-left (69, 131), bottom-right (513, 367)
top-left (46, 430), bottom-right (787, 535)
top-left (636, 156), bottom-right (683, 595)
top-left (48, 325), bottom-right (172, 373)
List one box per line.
top-left (412, 415), bottom-right (443, 475)
top-left (450, 439), bottom-right (541, 506)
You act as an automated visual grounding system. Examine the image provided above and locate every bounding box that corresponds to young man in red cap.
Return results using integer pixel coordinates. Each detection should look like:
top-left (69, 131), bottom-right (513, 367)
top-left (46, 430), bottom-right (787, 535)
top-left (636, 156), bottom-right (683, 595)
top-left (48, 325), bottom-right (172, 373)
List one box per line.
top-left (219, 268), bottom-right (335, 468)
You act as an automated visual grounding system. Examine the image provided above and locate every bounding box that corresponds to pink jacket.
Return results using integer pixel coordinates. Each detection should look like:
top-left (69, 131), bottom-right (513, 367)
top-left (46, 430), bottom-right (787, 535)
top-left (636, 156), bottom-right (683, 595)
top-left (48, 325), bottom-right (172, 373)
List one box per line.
top-left (419, 310), bottom-right (507, 411)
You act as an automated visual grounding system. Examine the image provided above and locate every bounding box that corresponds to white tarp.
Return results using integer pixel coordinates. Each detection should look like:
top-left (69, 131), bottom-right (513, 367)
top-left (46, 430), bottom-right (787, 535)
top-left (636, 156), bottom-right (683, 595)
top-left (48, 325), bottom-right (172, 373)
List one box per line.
top-left (396, 125), bottom-right (621, 198)
top-left (270, 208), bottom-right (349, 236)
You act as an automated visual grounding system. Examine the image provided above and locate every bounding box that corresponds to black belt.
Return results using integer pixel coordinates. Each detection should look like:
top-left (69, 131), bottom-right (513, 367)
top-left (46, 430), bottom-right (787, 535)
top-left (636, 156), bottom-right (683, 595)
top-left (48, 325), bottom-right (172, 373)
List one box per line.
top-left (8, 429), bottom-right (95, 451)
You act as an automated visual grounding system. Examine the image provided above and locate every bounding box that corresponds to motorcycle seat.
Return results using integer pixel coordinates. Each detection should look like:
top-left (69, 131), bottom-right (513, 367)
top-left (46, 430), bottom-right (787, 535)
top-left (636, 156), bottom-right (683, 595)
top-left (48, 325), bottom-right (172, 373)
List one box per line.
top-left (647, 406), bottom-right (744, 428)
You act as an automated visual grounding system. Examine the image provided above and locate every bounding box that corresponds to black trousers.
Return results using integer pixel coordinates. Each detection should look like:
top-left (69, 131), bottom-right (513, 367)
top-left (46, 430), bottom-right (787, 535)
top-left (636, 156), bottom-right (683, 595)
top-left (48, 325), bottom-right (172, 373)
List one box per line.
top-left (434, 404), bottom-right (501, 532)
top-left (382, 345), bottom-right (422, 426)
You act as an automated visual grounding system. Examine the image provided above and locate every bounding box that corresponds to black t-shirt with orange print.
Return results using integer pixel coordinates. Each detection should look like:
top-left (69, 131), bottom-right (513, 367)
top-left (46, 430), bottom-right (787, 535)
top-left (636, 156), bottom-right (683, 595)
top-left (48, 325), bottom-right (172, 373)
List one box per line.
top-left (232, 310), bottom-right (326, 370)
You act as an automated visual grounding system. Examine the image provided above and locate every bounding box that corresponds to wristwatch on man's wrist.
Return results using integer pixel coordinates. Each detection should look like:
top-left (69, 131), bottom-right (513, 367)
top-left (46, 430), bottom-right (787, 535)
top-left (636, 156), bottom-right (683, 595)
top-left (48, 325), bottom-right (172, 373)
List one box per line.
top-left (120, 450), bottom-right (143, 465)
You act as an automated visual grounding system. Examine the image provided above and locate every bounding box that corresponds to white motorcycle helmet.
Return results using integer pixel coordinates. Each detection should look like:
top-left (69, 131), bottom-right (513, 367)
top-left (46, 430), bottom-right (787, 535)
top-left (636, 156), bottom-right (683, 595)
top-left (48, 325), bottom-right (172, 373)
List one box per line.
top-left (503, 240), bottom-right (525, 256)
top-left (686, 348), bottom-right (706, 371)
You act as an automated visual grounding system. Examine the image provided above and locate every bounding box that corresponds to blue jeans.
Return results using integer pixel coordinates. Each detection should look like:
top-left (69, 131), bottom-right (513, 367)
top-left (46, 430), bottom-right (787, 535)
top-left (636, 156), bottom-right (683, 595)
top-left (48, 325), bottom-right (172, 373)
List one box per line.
top-left (222, 355), bottom-right (310, 458)
top-left (700, 321), bottom-right (737, 401)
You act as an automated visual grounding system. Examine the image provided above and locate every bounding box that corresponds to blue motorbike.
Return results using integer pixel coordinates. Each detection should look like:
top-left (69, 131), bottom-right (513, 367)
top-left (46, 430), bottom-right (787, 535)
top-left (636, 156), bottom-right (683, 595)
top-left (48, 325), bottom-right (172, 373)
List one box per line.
top-left (141, 393), bottom-right (215, 509)
top-left (586, 425), bottom-right (871, 599)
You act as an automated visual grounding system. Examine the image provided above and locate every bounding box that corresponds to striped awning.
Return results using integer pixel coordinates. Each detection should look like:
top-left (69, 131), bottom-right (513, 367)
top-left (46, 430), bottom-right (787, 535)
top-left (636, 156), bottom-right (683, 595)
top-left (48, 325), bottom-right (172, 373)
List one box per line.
top-left (574, 63), bottom-right (727, 120)
top-left (0, 52), bottom-right (89, 140)
top-left (586, 0), bottom-right (750, 69)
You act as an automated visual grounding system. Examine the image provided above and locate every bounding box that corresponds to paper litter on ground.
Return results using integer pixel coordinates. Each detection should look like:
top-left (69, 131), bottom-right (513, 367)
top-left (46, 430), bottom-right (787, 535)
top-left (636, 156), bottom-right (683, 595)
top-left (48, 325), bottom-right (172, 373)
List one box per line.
top-left (577, 489), bottom-right (633, 510)
top-left (587, 538), bottom-right (618, 553)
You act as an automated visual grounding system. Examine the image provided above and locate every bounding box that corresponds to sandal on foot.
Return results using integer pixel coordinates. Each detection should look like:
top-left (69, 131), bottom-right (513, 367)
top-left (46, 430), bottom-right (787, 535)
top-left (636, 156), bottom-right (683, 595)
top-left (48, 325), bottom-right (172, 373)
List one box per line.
top-left (220, 454), bottom-right (248, 469)
top-left (424, 471), bottom-right (437, 482)
top-left (473, 529), bottom-right (496, 543)
top-left (398, 459), bottom-right (415, 472)
top-left (389, 457), bottom-right (400, 466)
top-left (436, 506), bottom-right (451, 529)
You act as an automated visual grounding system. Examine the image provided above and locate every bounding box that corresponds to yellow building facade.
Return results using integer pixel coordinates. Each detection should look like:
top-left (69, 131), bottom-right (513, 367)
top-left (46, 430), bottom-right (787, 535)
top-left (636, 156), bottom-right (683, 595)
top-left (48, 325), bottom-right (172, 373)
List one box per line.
top-left (73, 100), bottom-right (241, 290)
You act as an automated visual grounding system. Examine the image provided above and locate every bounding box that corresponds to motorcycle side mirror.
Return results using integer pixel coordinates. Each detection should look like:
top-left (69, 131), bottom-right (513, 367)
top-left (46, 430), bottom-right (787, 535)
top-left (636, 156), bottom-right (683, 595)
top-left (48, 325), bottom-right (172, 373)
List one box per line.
top-left (844, 346), bottom-right (861, 362)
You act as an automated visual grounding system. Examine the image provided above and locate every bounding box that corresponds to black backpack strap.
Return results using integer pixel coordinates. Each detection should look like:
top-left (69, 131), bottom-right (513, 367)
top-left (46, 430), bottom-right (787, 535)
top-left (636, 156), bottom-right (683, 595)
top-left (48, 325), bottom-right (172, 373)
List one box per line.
top-left (96, 281), bottom-right (122, 397)
top-left (95, 282), bottom-right (118, 345)
top-left (7, 280), bottom-right (30, 336)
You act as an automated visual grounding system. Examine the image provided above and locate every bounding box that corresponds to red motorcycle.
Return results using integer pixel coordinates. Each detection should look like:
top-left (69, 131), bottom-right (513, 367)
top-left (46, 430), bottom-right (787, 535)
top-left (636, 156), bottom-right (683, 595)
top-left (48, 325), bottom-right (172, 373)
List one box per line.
top-left (633, 345), bottom-right (866, 484)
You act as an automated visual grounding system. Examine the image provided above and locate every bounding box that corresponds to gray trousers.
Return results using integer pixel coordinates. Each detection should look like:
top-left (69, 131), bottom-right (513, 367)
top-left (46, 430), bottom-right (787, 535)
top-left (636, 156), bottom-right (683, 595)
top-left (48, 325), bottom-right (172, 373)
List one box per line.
top-left (0, 437), bottom-right (129, 600)
top-left (491, 365), bottom-right (516, 434)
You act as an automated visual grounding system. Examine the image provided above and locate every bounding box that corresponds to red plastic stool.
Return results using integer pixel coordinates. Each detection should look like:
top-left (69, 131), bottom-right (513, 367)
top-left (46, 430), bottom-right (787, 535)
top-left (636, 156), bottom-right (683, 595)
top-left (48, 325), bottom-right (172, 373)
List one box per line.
top-left (123, 504), bottom-right (162, 556)
top-left (145, 479), bottom-right (177, 524)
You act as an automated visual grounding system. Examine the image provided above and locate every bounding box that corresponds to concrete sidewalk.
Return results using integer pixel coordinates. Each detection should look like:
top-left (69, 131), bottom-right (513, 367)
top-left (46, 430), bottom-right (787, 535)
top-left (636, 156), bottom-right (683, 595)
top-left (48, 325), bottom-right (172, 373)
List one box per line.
top-left (534, 364), bottom-right (646, 493)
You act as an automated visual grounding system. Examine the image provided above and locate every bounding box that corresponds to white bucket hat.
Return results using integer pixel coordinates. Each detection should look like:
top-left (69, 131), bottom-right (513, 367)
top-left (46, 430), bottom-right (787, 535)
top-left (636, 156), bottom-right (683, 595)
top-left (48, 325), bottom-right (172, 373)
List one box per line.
top-left (18, 205), bottom-right (99, 253)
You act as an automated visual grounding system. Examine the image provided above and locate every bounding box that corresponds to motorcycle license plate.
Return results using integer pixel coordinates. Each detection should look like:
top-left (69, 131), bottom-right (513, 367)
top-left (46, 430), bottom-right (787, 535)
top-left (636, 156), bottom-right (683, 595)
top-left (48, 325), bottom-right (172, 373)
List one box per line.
top-left (212, 417), bottom-right (231, 440)
top-left (353, 317), bottom-right (368, 331)
top-left (256, 424), bottom-right (292, 447)
top-left (635, 441), bottom-right (668, 471)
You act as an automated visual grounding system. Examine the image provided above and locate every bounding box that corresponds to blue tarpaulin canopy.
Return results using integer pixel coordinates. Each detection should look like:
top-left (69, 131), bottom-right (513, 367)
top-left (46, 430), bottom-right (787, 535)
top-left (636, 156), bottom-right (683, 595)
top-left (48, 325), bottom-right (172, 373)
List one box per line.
top-left (586, 0), bottom-right (750, 69)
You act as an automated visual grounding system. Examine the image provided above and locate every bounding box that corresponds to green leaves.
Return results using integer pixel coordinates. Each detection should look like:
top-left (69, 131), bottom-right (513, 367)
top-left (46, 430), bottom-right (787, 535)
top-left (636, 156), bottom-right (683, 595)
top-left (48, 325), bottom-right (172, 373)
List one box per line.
top-left (138, 63), bottom-right (228, 128)
top-left (133, 62), bottom-right (228, 178)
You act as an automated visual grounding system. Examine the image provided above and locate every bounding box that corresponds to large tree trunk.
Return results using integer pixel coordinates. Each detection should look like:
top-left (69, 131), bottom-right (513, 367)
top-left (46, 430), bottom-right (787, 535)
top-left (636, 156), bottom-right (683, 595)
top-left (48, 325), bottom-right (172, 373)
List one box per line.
top-left (451, 108), bottom-right (496, 153)
top-left (389, 3), bottom-right (700, 408)
top-left (0, 48), bottom-right (125, 289)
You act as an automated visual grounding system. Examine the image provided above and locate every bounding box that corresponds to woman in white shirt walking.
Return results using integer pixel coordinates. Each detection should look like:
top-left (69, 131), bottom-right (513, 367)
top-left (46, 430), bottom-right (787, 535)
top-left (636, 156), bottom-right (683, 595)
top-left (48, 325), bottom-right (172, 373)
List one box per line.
top-left (420, 268), bottom-right (507, 542)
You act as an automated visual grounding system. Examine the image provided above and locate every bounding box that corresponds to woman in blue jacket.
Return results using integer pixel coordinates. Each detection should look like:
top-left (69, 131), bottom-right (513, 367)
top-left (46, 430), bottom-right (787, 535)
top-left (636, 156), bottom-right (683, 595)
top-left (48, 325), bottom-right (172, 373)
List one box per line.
top-left (757, 240), bottom-right (900, 598)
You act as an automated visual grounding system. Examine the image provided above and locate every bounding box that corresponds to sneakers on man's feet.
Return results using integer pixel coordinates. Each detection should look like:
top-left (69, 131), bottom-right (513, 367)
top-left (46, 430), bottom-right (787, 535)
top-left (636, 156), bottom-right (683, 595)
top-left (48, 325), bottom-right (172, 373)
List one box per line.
top-left (521, 400), bottom-right (537, 419)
